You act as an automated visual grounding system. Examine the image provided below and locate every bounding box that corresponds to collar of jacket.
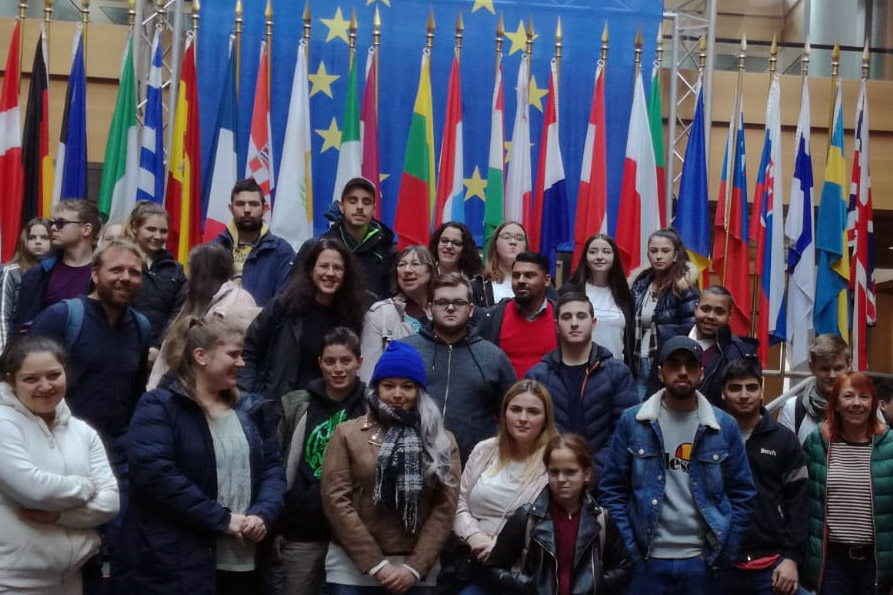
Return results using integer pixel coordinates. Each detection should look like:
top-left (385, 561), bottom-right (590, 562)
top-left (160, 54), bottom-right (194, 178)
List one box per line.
top-left (306, 376), bottom-right (367, 406)
top-left (417, 324), bottom-right (480, 346)
top-left (636, 389), bottom-right (720, 430)
top-left (225, 219), bottom-right (270, 247)
top-left (0, 380), bottom-right (72, 431)
top-left (543, 342), bottom-right (613, 372)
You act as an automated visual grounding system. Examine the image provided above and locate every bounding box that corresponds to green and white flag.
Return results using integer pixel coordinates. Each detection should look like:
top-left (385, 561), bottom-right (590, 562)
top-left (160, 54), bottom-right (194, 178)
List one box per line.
top-left (332, 53), bottom-right (361, 202)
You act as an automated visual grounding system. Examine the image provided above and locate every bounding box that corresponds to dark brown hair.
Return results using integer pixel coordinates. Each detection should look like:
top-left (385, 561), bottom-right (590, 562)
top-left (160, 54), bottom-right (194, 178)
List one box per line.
top-left (429, 222), bottom-right (482, 279)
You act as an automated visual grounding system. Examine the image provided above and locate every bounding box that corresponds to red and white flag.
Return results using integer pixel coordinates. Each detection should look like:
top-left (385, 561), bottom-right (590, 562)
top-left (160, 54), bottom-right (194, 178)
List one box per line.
top-left (0, 21), bottom-right (24, 261)
top-left (504, 53), bottom-right (531, 227)
top-left (574, 58), bottom-right (607, 263)
top-left (245, 41), bottom-right (275, 207)
top-left (434, 54), bottom-right (465, 227)
top-left (360, 46), bottom-right (381, 218)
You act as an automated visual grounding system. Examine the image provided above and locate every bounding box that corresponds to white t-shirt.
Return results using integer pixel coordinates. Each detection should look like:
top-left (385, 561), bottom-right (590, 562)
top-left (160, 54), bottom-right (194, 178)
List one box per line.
top-left (585, 283), bottom-right (625, 360)
top-left (491, 278), bottom-right (514, 304)
top-left (468, 460), bottom-right (528, 535)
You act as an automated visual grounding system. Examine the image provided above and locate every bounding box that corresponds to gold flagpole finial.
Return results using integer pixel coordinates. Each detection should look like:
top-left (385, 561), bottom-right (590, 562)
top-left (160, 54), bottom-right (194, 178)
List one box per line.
top-left (127, 0), bottom-right (136, 27)
top-left (525, 17), bottom-right (534, 56)
top-left (802, 38), bottom-right (810, 76)
top-left (349, 6), bottom-right (357, 53)
top-left (455, 11), bottom-right (464, 56)
top-left (655, 22), bottom-right (663, 67)
top-left (191, 0), bottom-right (200, 34)
top-left (698, 35), bottom-right (706, 70)
top-left (156, 0), bottom-right (165, 28)
top-left (373, 5), bottom-right (381, 50)
top-left (831, 40), bottom-right (840, 78)
top-left (600, 22), bottom-right (609, 62)
top-left (634, 27), bottom-right (642, 74)
top-left (738, 33), bottom-right (747, 71)
top-left (495, 12), bottom-right (504, 56)
top-left (302, 0), bottom-right (311, 43)
top-left (768, 34), bottom-right (777, 77)
top-left (861, 38), bottom-right (870, 79)
top-left (425, 8), bottom-right (435, 52)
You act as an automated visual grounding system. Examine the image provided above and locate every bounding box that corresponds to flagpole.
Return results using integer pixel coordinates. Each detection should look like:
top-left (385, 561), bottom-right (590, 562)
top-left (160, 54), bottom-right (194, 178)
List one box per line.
top-left (826, 42), bottom-right (839, 158)
top-left (234, 0), bottom-right (242, 92)
top-left (456, 12), bottom-right (464, 60)
top-left (81, 0), bottom-right (89, 70)
top-left (859, 40), bottom-right (870, 364)
top-left (373, 6), bottom-right (380, 112)
top-left (525, 18), bottom-right (534, 79)
top-left (348, 7), bottom-right (357, 67)
top-left (554, 17), bottom-right (561, 99)
top-left (127, 0), bottom-right (135, 28)
top-left (634, 28), bottom-right (642, 76)
top-left (495, 12), bottom-right (504, 70)
top-left (722, 34), bottom-right (746, 284)
top-left (17, 0), bottom-right (26, 93)
top-left (191, 0), bottom-right (199, 37)
top-left (265, 0), bottom-right (272, 94)
top-left (426, 8), bottom-right (435, 53)
top-left (43, 0), bottom-right (51, 71)
top-left (303, 1), bottom-right (311, 65)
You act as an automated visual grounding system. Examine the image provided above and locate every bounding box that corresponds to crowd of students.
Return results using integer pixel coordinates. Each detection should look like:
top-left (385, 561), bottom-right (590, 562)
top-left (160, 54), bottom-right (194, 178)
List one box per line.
top-left (1, 175), bottom-right (892, 595)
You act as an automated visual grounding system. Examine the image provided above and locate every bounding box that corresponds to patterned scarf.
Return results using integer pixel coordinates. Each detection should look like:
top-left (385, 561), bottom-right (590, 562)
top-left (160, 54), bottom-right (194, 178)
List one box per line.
top-left (370, 392), bottom-right (424, 532)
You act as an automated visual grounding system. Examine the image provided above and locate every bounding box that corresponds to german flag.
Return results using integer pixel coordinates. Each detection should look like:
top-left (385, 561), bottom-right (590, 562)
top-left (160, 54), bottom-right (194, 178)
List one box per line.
top-left (22, 26), bottom-right (52, 224)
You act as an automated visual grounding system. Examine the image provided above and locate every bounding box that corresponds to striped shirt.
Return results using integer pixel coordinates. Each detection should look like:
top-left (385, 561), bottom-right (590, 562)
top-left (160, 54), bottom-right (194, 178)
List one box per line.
top-left (827, 440), bottom-right (874, 545)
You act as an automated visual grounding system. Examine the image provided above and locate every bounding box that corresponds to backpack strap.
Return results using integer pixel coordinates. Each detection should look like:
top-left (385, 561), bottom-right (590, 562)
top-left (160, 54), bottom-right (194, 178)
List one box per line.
top-left (794, 396), bottom-right (807, 435)
top-left (129, 308), bottom-right (151, 350)
top-left (63, 298), bottom-right (85, 350)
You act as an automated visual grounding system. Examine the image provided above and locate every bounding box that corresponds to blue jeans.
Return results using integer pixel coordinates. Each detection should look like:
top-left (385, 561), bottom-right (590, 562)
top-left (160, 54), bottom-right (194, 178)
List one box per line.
top-left (719, 558), bottom-right (810, 595)
top-left (457, 584), bottom-right (491, 595)
top-left (328, 586), bottom-right (435, 595)
top-left (626, 557), bottom-right (717, 595)
top-left (819, 549), bottom-right (879, 595)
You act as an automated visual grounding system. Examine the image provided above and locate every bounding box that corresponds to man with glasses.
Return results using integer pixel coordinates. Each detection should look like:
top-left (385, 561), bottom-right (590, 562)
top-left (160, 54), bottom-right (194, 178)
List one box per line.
top-left (15, 199), bottom-right (102, 331)
top-left (400, 273), bottom-right (516, 463)
top-left (526, 292), bottom-right (639, 476)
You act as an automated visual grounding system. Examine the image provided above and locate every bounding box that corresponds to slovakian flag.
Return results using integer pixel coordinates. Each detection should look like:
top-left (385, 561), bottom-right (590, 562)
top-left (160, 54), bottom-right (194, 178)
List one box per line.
top-left (814, 80), bottom-right (850, 340)
top-left (360, 46), bottom-right (381, 218)
top-left (272, 40), bottom-right (314, 251)
top-left (202, 35), bottom-right (238, 242)
top-left (21, 26), bottom-right (53, 225)
top-left (616, 66), bottom-right (659, 273)
top-left (712, 97), bottom-right (751, 336)
top-left (137, 28), bottom-right (164, 205)
top-left (245, 40), bottom-right (274, 205)
top-left (785, 76), bottom-right (815, 370)
top-left (0, 20), bottom-right (23, 261)
top-left (51, 24), bottom-right (87, 205)
top-left (333, 51), bottom-right (361, 203)
top-left (166, 34), bottom-right (202, 265)
top-left (435, 54), bottom-right (465, 227)
top-left (648, 62), bottom-right (666, 227)
top-left (530, 60), bottom-right (568, 275)
top-left (393, 50), bottom-right (435, 250)
top-left (574, 56), bottom-right (607, 264)
top-left (674, 76), bottom-right (710, 288)
top-left (482, 55), bottom-right (505, 255)
top-left (504, 53), bottom-right (531, 227)
top-left (847, 77), bottom-right (875, 369)
top-left (98, 34), bottom-right (139, 224)
top-left (751, 74), bottom-right (786, 365)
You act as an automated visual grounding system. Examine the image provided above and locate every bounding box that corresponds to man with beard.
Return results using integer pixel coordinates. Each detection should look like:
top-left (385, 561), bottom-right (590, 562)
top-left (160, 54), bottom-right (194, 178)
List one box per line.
top-left (400, 273), bottom-right (516, 463)
top-left (599, 336), bottom-right (756, 594)
top-left (478, 251), bottom-right (558, 378)
top-left (212, 178), bottom-right (295, 307)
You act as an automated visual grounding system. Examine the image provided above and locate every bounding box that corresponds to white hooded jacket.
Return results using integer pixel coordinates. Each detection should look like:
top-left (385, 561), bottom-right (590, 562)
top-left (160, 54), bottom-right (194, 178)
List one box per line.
top-left (0, 381), bottom-right (119, 589)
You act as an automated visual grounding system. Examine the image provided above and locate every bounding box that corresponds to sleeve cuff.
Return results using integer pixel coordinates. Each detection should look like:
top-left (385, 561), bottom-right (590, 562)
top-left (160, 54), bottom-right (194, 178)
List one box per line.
top-left (401, 564), bottom-right (421, 580)
top-left (368, 560), bottom-right (389, 576)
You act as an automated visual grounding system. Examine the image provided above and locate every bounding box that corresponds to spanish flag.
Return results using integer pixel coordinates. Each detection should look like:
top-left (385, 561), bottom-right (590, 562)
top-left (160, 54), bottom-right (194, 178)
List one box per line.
top-left (165, 35), bottom-right (202, 265)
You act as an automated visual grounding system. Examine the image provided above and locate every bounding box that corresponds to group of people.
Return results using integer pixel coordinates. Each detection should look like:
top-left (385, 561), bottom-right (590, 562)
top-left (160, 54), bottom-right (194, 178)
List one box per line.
top-left (1, 175), bottom-right (891, 595)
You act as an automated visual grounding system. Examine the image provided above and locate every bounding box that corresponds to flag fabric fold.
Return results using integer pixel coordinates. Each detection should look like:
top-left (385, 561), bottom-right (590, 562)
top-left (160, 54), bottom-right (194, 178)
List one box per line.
top-left (648, 62), bottom-right (666, 227)
top-left (848, 77), bottom-right (875, 370)
top-left (482, 56), bottom-right (505, 255)
top-left (137, 28), bottom-right (164, 204)
top-left (165, 35), bottom-right (202, 265)
top-left (21, 26), bottom-right (52, 225)
top-left (434, 54), bottom-right (465, 227)
top-left (0, 20), bottom-right (23, 260)
top-left (393, 50), bottom-right (435, 250)
top-left (245, 41), bottom-right (274, 205)
top-left (574, 58), bottom-right (607, 264)
top-left (98, 34), bottom-right (139, 224)
top-left (615, 67), bottom-right (659, 273)
top-left (202, 36), bottom-right (238, 242)
top-left (51, 24), bottom-right (88, 205)
top-left (333, 51), bottom-right (361, 202)
top-left (674, 77), bottom-right (710, 288)
top-left (504, 53), bottom-right (531, 228)
top-left (360, 46), bottom-right (381, 218)
top-left (272, 41), bottom-right (314, 251)
top-left (814, 80), bottom-right (850, 340)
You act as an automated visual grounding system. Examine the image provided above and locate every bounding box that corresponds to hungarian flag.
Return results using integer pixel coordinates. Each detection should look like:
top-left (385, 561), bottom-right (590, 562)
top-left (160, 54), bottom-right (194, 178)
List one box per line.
top-left (137, 28), bottom-right (164, 204)
top-left (203, 36), bottom-right (238, 242)
top-left (751, 74), bottom-right (786, 365)
top-left (333, 51), bottom-right (361, 203)
top-left (648, 62), bottom-right (666, 227)
top-left (574, 57), bottom-right (607, 263)
top-left (21, 26), bottom-right (52, 224)
top-left (848, 76), bottom-right (876, 370)
top-left (504, 53), bottom-right (531, 227)
top-left (51, 24), bottom-right (87, 205)
top-left (272, 40), bottom-right (314, 251)
top-left (245, 41), bottom-right (274, 205)
top-left (360, 46), bottom-right (381, 218)
top-left (166, 36), bottom-right (202, 265)
top-left (434, 54), bottom-right (464, 227)
top-left (98, 34), bottom-right (139, 224)
top-left (0, 20), bottom-right (23, 261)
top-left (482, 56), bottom-right (504, 255)
top-left (393, 50), bottom-right (435, 250)
top-left (529, 60), bottom-right (568, 274)
top-left (712, 97), bottom-right (751, 336)
top-left (615, 67), bottom-right (659, 273)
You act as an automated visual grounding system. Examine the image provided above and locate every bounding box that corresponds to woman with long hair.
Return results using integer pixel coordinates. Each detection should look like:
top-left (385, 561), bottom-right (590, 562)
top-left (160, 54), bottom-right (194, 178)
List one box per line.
top-left (628, 229), bottom-right (699, 395)
top-left (358, 245), bottom-right (435, 381)
top-left (472, 221), bottom-right (528, 307)
top-left (122, 201), bottom-right (187, 362)
top-left (241, 239), bottom-right (366, 401)
top-left (321, 341), bottom-right (460, 594)
top-left (429, 222), bottom-right (482, 279)
top-left (802, 372), bottom-right (893, 595)
top-left (115, 316), bottom-right (285, 595)
top-left (562, 234), bottom-right (635, 365)
top-left (0, 335), bottom-right (119, 594)
top-left (0, 218), bottom-right (52, 350)
top-left (451, 380), bottom-right (559, 594)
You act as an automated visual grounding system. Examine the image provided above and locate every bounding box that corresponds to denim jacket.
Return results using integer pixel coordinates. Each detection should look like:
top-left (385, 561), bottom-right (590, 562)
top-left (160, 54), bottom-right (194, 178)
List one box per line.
top-left (598, 390), bottom-right (756, 566)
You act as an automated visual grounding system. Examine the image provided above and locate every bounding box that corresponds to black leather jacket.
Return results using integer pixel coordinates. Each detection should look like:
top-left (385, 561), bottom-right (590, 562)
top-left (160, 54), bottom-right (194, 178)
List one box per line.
top-left (482, 487), bottom-right (631, 595)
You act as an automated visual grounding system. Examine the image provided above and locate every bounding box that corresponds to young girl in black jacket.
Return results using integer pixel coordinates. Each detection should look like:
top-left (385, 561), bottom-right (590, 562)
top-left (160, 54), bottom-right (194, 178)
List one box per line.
top-left (481, 434), bottom-right (630, 595)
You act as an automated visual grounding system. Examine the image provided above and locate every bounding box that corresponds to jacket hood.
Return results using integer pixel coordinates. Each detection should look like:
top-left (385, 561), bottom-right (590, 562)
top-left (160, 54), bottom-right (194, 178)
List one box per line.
top-left (224, 220), bottom-right (271, 246)
top-left (629, 261), bottom-right (700, 295)
top-left (528, 484), bottom-right (602, 519)
top-left (541, 342), bottom-right (615, 370)
top-left (417, 324), bottom-right (482, 346)
top-left (332, 218), bottom-right (395, 253)
top-left (305, 376), bottom-right (367, 407)
top-left (636, 388), bottom-right (720, 430)
top-left (0, 380), bottom-right (71, 430)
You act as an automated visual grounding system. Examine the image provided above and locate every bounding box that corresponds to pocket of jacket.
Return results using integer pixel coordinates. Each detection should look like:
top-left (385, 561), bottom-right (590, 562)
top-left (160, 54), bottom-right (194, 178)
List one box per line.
top-left (696, 449), bottom-right (729, 497)
top-left (627, 443), bottom-right (662, 489)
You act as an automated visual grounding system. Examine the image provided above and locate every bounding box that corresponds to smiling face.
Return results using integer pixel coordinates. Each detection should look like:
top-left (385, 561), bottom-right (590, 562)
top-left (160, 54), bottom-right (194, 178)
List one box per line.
top-left (835, 378), bottom-right (873, 435)
top-left (134, 214), bottom-right (170, 255)
top-left (437, 226), bottom-right (464, 271)
top-left (377, 378), bottom-right (419, 411)
top-left (312, 249), bottom-right (346, 303)
top-left (505, 391), bottom-right (546, 449)
top-left (647, 236), bottom-right (676, 272)
top-left (25, 224), bottom-right (51, 258)
top-left (585, 238), bottom-right (615, 278)
top-left (722, 375), bottom-right (763, 419)
top-left (694, 293), bottom-right (732, 338)
top-left (556, 299), bottom-right (594, 347)
top-left (547, 446), bottom-right (591, 511)
top-left (511, 261), bottom-right (550, 306)
top-left (397, 252), bottom-right (432, 295)
top-left (92, 246), bottom-right (143, 308)
top-left (10, 351), bottom-right (67, 423)
top-left (319, 343), bottom-right (361, 397)
top-left (195, 334), bottom-right (245, 393)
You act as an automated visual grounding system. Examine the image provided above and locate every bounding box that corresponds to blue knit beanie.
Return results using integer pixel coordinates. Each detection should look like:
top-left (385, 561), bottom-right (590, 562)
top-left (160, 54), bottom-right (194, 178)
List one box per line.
top-left (371, 341), bottom-right (427, 390)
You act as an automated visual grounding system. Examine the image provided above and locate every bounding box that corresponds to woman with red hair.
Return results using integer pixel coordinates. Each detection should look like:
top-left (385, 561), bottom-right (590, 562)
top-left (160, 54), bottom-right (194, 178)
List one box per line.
top-left (802, 372), bottom-right (893, 595)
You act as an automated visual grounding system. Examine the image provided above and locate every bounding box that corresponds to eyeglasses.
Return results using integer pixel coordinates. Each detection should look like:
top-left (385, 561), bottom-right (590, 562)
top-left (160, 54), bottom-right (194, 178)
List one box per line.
top-left (438, 238), bottom-right (463, 248)
top-left (432, 298), bottom-right (470, 310)
top-left (397, 261), bottom-right (427, 271)
top-left (725, 382), bottom-right (761, 393)
top-left (498, 232), bottom-right (526, 243)
top-left (49, 218), bottom-right (85, 229)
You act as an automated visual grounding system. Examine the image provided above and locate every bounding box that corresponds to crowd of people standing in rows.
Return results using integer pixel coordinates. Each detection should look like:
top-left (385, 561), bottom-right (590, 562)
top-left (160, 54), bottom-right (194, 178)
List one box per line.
top-left (1, 175), bottom-right (892, 595)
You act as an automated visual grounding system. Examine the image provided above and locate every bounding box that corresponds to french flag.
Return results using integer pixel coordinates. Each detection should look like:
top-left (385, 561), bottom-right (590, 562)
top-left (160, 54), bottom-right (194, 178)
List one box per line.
top-left (434, 54), bottom-right (464, 226)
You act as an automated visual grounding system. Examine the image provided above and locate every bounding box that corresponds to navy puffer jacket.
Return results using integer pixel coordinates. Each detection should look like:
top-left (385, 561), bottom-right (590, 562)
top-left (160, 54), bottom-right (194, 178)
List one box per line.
top-left (131, 249), bottom-right (186, 347)
top-left (629, 265), bottom-right (699, 331)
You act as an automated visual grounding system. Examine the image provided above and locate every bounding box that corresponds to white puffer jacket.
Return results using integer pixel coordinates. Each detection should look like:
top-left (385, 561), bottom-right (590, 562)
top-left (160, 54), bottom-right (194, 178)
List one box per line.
top-left (0, 381), bottom-right (119, 590)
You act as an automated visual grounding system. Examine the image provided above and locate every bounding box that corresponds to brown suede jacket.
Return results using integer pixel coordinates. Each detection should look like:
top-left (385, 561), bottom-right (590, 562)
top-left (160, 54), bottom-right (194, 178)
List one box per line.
top-left (321, 416), bottom-right (461, 576)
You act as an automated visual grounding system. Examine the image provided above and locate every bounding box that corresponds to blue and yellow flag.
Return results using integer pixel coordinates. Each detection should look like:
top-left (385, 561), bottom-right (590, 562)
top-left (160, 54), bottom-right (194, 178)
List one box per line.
top-left (675, 78), bottom-right (710, 287)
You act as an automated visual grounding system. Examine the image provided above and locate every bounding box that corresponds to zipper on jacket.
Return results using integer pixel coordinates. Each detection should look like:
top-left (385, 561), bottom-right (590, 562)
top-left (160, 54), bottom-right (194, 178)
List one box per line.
top-left (532, 536), bottom-right (560, 594)
top-left (870, 438), bottom-right (879, 589)
top-left (443, 345), bottom-right (453, 419)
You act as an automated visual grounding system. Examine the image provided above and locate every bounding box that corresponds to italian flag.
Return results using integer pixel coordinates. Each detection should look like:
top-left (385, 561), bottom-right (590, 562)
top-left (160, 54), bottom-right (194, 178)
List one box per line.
top-left (648, 63), bottom-right (666, 227)
top-left (483, 57), bottom-right (504, 255)
top-left (333, 52), bottom-right (361, 202)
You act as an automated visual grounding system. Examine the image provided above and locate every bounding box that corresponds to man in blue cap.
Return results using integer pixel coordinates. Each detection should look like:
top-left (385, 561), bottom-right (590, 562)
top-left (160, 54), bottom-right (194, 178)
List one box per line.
top-left (599, 335), bottom-right (756, 594)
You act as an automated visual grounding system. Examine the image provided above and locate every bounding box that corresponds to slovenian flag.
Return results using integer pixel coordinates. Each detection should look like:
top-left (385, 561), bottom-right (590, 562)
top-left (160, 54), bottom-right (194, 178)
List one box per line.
top-left (51, 24), bottom-right (87, 205)
top-left (435, 54), bottom-right (465, 227)
top-left (138, 28), bottom-right (164, 205)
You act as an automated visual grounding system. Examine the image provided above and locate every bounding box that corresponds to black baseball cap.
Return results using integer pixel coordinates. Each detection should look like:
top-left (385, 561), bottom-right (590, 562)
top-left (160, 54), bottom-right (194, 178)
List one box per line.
top-left (658, 336), bottom-right (704, 365)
